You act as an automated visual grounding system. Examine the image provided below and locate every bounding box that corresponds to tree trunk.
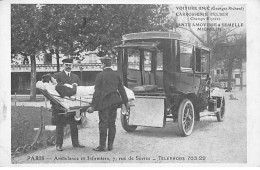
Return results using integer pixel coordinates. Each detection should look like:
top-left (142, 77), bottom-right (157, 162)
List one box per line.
top-left (206, 10), bottom-right (210, 45)
top-left (30, 55), bottom-right (37, 101)
top-left (56, 49), bottom-right (60, 72)
top-left (227, 57), bottom-right (234, 91)
top-left (240, 66), bottom-right (243, 91)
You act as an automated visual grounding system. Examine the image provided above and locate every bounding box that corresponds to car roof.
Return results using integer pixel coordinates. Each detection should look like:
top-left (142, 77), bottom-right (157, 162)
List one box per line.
top-left (122, 31), bottom-right (211, 51)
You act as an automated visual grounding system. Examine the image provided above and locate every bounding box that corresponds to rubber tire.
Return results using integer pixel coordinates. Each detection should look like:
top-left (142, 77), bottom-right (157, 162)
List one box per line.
top-left (217, 97), bottom-right (225, 122)
top-left (120, 109), bottom-right (137, 132)
top-left (177, 99), bottom-right (195, 137)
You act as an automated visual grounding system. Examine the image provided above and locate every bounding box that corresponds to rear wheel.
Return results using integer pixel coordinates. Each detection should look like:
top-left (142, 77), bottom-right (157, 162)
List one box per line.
top-left (217, 97), bottom-right (225, 122)
top-left (177, 99), bottom-right (195, 137)
top-left (121, 108), bottom-right (137, 132)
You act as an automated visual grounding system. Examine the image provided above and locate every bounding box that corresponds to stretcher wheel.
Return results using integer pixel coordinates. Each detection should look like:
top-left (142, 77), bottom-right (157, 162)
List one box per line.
top-left (177, 99), bottom-right (195, 137)
top-left (121, 108), bottom-right (137, 132)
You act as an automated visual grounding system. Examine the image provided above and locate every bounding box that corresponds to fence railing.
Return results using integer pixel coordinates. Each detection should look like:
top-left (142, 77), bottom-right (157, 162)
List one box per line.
top-left (11, 63), bottom-right (118, 72)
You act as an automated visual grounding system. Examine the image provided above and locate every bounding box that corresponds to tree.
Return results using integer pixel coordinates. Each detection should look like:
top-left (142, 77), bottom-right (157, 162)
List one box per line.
top-left (34, 4), bottom-right (171, 63)
top-left (212, 34), bottom-right (246, 90)
top-left (171, 4), bottom-right (246, 90)
top-left (11, 4), bottom-right (47, 101)
top-left (11, 4), bottom-right (172, 99)
top-left (36, 4), bottom-right (94, 71)
top-left (79, 4), bottom-right (171, 51)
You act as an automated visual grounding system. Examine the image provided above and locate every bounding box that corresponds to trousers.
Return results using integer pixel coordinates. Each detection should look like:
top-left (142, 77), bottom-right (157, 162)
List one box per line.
top-left (98, 105), bottom-right (118, 148)
top-left (55, 116), bottom-right (79, 147)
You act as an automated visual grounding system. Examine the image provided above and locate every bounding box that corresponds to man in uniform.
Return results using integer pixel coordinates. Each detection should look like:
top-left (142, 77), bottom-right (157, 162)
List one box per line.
top-left (87, 54), bottom-right (130, 151)
top-left (51, 58), bottom-right (84, 151)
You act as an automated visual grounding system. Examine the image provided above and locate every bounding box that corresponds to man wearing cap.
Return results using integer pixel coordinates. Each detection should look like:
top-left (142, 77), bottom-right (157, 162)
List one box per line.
top-left (51, 58), bottom-right (84, 151)
top-left (87, 54), bottom-right (130, 151)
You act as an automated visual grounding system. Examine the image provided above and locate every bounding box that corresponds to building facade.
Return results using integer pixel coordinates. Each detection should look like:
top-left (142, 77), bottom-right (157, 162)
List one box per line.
top-left (11, 52), bottom-right (117, 94)
top-left (210, 60), bottom-right (246, 88)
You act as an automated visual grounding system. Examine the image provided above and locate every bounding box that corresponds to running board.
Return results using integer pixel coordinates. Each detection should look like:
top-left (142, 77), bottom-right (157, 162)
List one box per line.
top-left (200, 108), bottom-right (220, 118)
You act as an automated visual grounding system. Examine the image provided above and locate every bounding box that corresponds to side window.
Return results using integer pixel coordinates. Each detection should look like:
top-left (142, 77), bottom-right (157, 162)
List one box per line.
top-left (156, 52), bottom-right (163, 70)
top-left (195, 48), bottom-right (201, 72)
top-left (180, 42), bottom-right (194, 72)
top-left (127, 49), bottom-right (140, 70)
top-left (195, 48), bottom-right (210, 73)
top-left (201, 50), bottom-right (210, 73)
top-left (235, 74), bottom-right (240, 78)
top-left (144, 51), bottom-right (152, 71)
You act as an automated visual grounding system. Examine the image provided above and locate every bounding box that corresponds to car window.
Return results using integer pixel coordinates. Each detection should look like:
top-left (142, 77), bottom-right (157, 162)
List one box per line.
top-left (127, 48), bottom-right (140, 70)
top-left (201, 50), bottom-right (210, 73)
top-left (144, 51), bottom-right (152, 71)
top-left (156, 52), bottom-right (163, 70)
top-left (180, 42), bottom-right (194, 72)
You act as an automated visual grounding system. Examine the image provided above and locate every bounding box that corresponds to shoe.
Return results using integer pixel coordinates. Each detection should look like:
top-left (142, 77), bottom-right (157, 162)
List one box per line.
top-left (73, 144), bottom-right (85, 148)
top-left (56, 146), bottom-right (63, 151)
top-left (93, 146), bottom-right (106, 152)
top-left (108, 146), bottom-right (113, 151)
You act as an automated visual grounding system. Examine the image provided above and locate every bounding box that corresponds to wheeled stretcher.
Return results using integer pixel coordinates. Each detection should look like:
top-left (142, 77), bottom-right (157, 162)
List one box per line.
top-left (38, 88), bottom-right (90, 120)
top-left (37, 82), bottom-right (135, 119)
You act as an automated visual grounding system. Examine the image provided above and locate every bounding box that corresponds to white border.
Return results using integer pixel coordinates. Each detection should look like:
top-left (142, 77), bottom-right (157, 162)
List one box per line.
top-left (1, 0), bottom-right (260, 166)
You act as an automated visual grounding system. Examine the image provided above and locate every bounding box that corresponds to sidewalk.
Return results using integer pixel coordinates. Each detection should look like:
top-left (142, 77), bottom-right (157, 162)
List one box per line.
top-left (11, 96), bottom-right (51, 108)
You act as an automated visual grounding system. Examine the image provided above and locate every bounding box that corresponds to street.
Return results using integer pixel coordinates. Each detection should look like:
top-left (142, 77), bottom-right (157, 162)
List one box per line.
top-left (13, 89), bottom-right (247, 164)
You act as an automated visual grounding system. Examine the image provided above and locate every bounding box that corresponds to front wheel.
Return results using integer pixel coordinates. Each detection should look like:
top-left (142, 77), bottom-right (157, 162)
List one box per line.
top-left (177, 99), bottom-right (195, 137)
top-left (217, 97), bottom-right (225, 122)
top-left (121, 108), bottom-right (137, 132)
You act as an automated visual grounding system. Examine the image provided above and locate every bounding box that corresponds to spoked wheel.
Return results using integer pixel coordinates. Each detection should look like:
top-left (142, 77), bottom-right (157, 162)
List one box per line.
top-left (217, 97), bottom-right (225, 122)
top-left (121, 108), bottom-right (137, 132)
top-left (177, 99), bottom-right (195, 137)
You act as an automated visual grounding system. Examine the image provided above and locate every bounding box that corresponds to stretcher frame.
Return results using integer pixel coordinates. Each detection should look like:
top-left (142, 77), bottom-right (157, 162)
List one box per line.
top-left (38, 89), bottom-right (90, 116)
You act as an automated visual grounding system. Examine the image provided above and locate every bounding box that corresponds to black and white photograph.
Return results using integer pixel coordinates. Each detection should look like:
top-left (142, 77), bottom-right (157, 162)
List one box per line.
top-left (0, 0), bottom-right (260, 166)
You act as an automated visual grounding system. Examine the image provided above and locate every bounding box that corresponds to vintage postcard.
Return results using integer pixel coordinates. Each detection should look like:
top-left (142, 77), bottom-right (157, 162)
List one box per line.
top-left (1, 0), bottom-right (260, 166)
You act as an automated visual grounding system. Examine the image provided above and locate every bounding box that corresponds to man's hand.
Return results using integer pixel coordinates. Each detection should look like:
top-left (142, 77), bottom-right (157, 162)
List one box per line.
top-left (51, 77), bottom-right (58, 85)
top-left (87, 106), bottom-right (94, 113)
top-left (125, 102), bottom-right (130, 110)
top-left (64, 84), bottom-right (73, 88)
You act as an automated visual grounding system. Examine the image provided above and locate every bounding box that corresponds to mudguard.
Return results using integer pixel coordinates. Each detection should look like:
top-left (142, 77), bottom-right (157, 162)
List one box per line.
top-left (210, 87), bottom-right (224, 98)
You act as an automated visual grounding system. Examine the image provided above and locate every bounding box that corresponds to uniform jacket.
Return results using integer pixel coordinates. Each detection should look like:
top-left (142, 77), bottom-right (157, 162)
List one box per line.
top-left (92, 68), bottom-right (128, 111)
top-left (51, 70), bottom-right (81, 126)
top-left (53, 70), bottom-right (81, 86)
